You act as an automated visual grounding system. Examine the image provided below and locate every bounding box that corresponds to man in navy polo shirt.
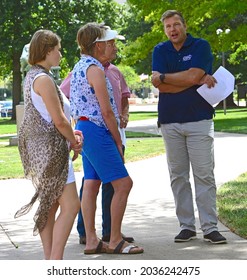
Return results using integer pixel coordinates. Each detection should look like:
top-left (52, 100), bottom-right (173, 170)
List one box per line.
top-left (152, 10), bottom-right (227, 244)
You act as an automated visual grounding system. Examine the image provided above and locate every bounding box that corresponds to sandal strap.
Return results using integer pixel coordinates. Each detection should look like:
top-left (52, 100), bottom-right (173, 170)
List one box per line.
top-left (95, 241), bottom-right (103, 253)
top-left (113, 239), bottom-right (125, 254)
top-left (122, 245), bottom-right (137, 254)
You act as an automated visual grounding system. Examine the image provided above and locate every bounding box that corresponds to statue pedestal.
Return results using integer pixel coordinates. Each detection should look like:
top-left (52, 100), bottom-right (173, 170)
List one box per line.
top-left (9, 136), bottom-right (18, 146)
top-left (16, 103), bottom-right (24, 133)
top-left (9, 103), bottom-right (24, 146)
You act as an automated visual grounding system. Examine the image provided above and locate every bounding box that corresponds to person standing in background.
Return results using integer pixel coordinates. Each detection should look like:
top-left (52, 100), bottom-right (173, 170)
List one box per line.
top-left (76, 61), bottom-right (134, 245)
top-left (70, 23), bottom-right (143, 254)
top-left (60, 61), bottom-right (134, 245)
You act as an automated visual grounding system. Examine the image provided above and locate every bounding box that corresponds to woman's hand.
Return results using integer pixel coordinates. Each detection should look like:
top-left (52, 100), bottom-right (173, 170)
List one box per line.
top-left (70, 130), bottom-right (83, 161)
top-left (117, 143), bottom-right (125, 163)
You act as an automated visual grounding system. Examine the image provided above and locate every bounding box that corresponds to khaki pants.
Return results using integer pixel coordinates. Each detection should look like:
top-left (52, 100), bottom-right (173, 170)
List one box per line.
top-left (160, 119), bottom-right (218, 235)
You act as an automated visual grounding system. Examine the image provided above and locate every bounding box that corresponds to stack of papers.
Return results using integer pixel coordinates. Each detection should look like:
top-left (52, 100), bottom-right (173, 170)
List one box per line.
top-left (197, 66), bottom-right (235, 106)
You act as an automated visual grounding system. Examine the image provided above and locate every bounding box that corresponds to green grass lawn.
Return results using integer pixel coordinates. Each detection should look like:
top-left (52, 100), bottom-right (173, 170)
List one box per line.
top-left (214, 108), bottom-right (247, 134)
top-left (0, 145), bottom-right (24, 179)
top-left (72, 137), bottom-right (165, 174)
top-left (217, 173), bottom-right (247, 239)
top-left (1, 107), bottom-right (247, 179)
top-left (0, 136), bottom-right (165, 179)
top-left (0, 116), bottom-right (164, 179)
top-left (0, 118), bottom-right (17, 134)
top-left (129, 111), bottom-right (158, 121)
top-left (0, 136), bottom-right (10, 143)
top-left (1, 107), bottom-right (247, 135)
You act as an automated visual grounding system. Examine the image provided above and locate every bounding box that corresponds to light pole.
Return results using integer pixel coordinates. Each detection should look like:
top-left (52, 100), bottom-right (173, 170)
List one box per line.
top-left (139, 73), bottom-right (149, 99)
top-left (216, 28), bottom-right (230, 115)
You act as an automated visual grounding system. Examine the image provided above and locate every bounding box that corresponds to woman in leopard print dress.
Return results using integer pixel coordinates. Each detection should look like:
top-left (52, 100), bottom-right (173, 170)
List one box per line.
top-left (15, 30), bottom-right (82, 259)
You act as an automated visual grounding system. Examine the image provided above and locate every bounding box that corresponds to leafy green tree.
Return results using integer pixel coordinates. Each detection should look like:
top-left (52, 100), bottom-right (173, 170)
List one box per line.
top-left (125, 0), bottom-right (247, 64)
top-left (119, 4), bottom-right (153, 74)
top-left (117, 64), bottom-right (142, 92)
top-left (125, 0), bottom-right (247, 107)
top-left (0, 0), bottom-right (123, 120)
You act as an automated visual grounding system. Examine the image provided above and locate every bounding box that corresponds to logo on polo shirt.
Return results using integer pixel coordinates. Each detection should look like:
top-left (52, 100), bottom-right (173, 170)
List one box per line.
top-left (183, 55), bottom-right (192, 61)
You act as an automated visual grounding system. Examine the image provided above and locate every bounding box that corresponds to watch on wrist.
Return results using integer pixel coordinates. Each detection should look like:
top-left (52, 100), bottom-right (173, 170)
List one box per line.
top-left (159, 73), bottom-right (166, 83)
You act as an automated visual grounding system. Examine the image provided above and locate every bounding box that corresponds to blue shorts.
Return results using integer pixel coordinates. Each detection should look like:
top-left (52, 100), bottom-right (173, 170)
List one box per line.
top-left (76, 120), bottom-right (129, 184)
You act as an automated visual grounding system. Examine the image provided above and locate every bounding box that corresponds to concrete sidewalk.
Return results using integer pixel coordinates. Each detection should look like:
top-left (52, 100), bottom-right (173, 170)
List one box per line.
top-left (1, 118), bottom-right (247, 260)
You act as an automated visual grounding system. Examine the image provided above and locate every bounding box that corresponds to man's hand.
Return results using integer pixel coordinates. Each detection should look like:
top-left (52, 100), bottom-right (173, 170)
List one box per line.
top-left (199, 74), bottom-right (217, 88)
top-left (151, 71), bottom-right (162, 88)
top-left (120, 114), bottom-right (129, 128)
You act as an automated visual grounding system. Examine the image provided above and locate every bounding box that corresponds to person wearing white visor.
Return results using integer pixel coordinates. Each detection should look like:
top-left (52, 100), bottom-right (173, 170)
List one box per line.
top-left (70, 23), bottom-right (144, 255)
top-left (69, 26), bottom-right (135, 246)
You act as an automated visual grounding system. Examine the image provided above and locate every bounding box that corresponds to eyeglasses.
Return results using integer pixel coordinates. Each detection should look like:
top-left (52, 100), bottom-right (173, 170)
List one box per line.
top-left (105, 41), bottom-right (117, 48)
top-left (93, 40), bottom-right (117, 49)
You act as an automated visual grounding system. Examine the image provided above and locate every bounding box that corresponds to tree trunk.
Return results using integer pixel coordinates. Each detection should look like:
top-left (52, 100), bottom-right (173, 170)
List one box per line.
top-left (215, 92), bottom-right (240, 109)
top-left (11, 53), bottom-right (22, 121)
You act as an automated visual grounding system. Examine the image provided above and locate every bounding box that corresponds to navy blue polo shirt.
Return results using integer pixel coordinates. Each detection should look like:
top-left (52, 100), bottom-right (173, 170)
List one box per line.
top-left (152, 33), bottom-right (215, 124)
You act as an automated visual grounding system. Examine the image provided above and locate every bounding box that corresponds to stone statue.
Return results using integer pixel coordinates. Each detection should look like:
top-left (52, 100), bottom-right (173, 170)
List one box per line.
top-left (20, 43), bottom-right (30, 77)
top-left (20, 43), bottom-right (61, 84)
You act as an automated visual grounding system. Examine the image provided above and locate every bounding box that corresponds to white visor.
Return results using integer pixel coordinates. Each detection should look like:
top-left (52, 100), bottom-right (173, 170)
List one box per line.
top-left (95, 29), bottom-right (125, 42)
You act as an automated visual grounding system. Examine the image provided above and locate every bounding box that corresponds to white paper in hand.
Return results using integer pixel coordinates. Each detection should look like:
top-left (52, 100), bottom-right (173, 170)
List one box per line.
top-left (197, 66), bottom-right (235, 106)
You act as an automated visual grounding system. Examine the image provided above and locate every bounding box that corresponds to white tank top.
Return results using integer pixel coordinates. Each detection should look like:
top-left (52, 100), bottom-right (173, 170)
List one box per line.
top-left (31, 73), bottom-right (75, 184)
top-left (31, 73), bottom-right (70, 123)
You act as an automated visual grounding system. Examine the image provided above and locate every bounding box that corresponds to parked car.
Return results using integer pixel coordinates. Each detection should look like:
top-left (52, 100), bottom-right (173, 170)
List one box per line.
top-left (0, 101), bottom-right (13, 117)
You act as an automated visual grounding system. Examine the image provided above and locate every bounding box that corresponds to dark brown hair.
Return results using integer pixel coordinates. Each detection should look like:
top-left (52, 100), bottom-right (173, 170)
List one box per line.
top-left (28, 29), bottom-right (60, 65)
top-left (160, 10), bottom-right (185, 24)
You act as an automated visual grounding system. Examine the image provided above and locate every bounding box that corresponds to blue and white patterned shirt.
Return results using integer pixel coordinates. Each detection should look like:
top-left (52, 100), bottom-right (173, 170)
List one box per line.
top-left (70, 55), bottom-right (119, 128)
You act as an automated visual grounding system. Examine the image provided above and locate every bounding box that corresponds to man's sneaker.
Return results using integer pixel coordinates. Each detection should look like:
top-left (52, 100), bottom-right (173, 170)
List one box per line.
top-left (204, 231), bottom-right (227, 244)
top-left (174, 229), bottom-right (197, 242)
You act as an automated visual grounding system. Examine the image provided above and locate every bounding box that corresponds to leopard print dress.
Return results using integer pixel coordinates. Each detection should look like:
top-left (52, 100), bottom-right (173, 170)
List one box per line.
top-left (15, 65), bottom-right (69, 235)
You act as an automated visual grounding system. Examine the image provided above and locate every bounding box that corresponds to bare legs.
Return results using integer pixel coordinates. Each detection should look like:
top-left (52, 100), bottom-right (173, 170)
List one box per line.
top-left (39, 202), bottom-right (59, 259)
top-left (82, 176), bottom-right (132, 251)
top-left (109, 176), bottom-right (132, 247)
top-left (82, 179), bottom-right (101, 250)
top-left (40, 182), bottom-right (80, 259)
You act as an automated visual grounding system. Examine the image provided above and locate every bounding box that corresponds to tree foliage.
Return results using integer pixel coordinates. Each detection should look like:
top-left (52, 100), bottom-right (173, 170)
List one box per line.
top-left (118, 64), bottom-right (142, 92)
top-left (1, 0), bottom-right (247, 119)
top-left (124, 0), bottom-right (247, 79)
top-left (0, 0), bottom-right (124, 119)
top-left (119, 3), bottom-right (153, 74)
